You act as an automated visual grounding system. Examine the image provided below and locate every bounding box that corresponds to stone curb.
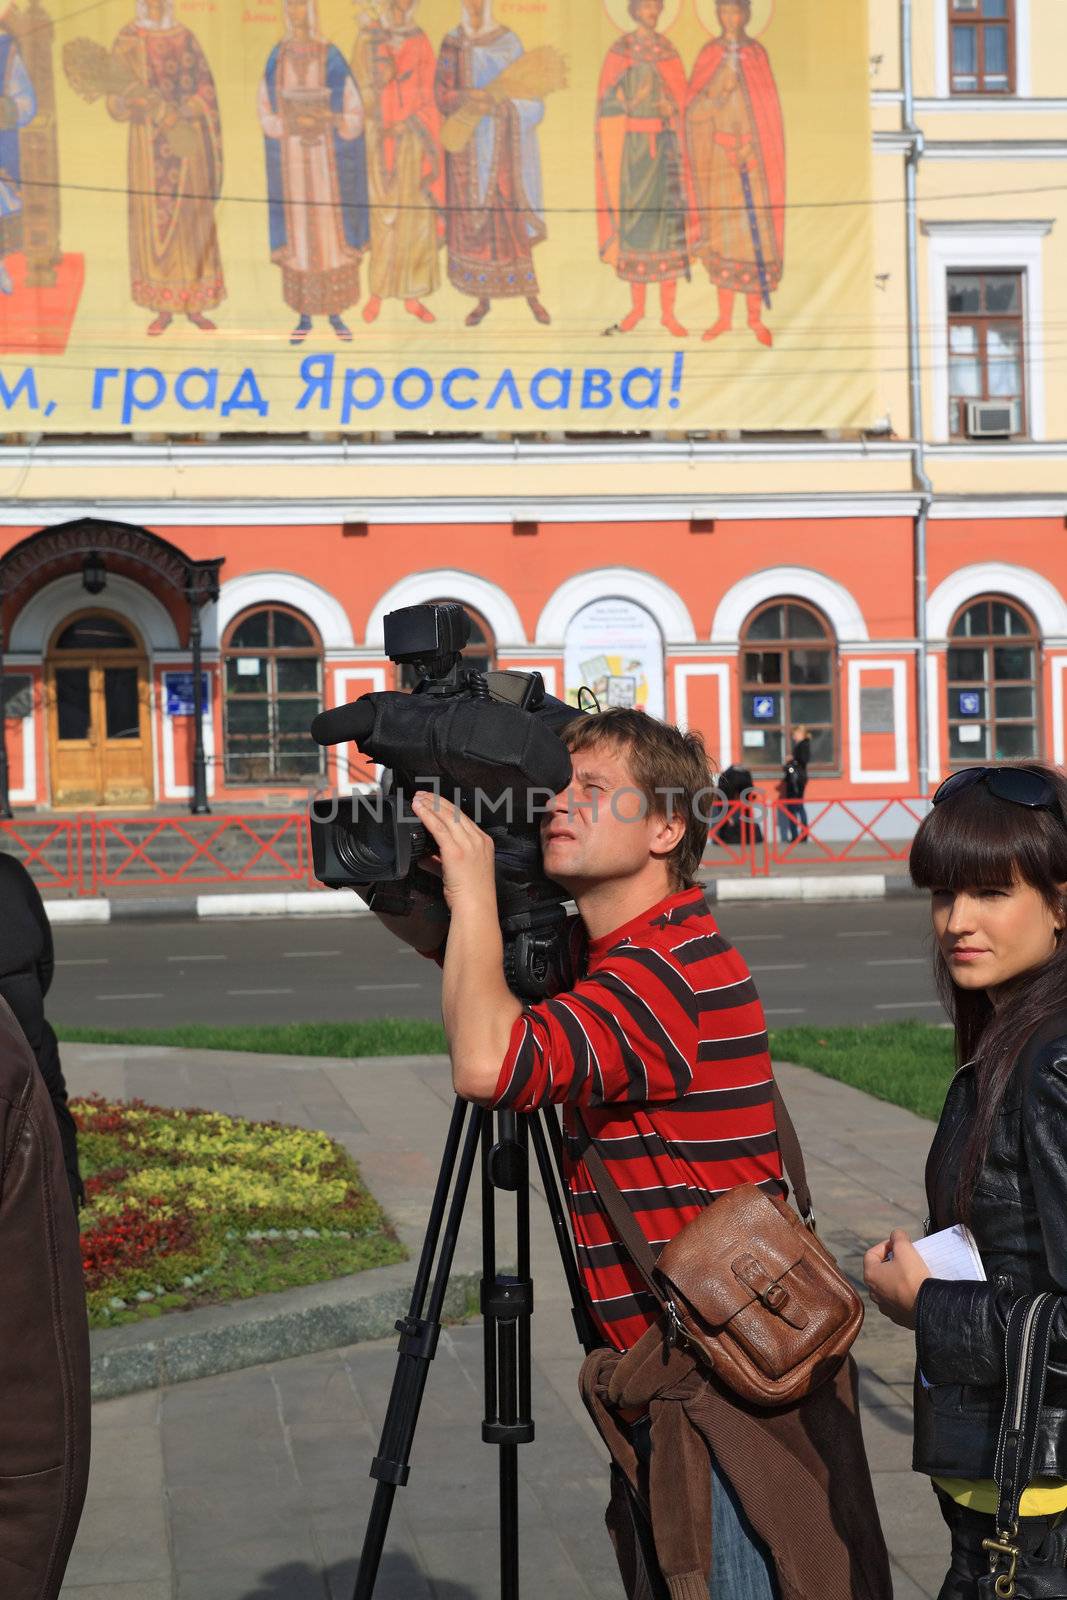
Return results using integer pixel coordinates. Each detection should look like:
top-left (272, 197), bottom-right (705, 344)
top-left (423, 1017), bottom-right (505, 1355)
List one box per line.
top-left (89, 1262), bottom-right (480, 1402)
top-left (47, 876), bottom-right (922, 925)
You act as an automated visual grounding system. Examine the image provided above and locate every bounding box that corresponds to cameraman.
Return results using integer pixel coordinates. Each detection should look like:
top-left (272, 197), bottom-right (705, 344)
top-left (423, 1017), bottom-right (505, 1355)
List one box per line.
top-left (375, 708), bottom-right (784, 1598)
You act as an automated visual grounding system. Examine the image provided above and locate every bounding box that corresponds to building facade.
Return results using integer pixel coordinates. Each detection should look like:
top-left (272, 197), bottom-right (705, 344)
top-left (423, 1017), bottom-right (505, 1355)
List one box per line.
top-left (0, 0), bottom-right (1064, 811)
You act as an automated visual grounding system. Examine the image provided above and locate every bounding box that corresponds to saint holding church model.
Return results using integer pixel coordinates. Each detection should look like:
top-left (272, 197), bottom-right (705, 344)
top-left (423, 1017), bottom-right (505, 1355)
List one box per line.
top-left (259, 0), bottom-right (369, 345)
top-left (686, 0), bottom-right (784, 346)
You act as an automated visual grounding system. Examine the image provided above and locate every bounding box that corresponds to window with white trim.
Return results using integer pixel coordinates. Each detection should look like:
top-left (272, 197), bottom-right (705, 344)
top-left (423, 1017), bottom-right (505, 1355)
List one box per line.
top-left (950, 0), bottom-right (1015, 94)
top-left (947, 269), bottom-right (1027, 438)
top-left (947, 595), bottom-right (1040, 764)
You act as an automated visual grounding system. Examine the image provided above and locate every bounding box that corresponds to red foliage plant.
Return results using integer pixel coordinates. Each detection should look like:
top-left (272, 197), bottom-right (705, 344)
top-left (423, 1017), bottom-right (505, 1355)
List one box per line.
top-left (80, 1204), bottom-right (200, 1293)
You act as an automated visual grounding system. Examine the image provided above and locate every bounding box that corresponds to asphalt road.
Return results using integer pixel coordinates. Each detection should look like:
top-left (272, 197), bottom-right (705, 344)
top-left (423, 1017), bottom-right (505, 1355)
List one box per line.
top-left (48, 896), bottom-right (943, 1031)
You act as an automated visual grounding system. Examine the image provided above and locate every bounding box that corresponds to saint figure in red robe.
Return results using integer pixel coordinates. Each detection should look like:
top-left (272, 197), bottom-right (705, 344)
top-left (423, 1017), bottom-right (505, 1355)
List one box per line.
top-left (686, 0), bottom-right (784, 346)
top-left (353, 0), bottom-right (443, 325)
top-left (594, 0), bottom-right (691, 338)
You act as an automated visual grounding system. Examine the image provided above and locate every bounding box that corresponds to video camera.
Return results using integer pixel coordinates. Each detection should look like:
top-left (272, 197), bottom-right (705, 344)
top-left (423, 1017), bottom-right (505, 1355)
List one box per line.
top-left (308, 603), bottom-right (587, 999)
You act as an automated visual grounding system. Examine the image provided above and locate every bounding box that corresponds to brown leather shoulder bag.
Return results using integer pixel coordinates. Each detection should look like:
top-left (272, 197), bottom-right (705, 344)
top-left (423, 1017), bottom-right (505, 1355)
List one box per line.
top-left (577, 1083), bottom-right (863, 1408)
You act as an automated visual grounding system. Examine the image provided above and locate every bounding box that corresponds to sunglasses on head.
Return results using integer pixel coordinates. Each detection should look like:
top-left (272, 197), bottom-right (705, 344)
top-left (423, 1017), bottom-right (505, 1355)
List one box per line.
top-left (932, 765), bottom-right (1064, 822)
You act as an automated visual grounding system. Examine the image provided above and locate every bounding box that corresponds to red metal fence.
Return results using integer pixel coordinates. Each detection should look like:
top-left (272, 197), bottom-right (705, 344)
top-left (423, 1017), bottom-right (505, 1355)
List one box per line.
top-left (0, 798), bottom-right (931, 895)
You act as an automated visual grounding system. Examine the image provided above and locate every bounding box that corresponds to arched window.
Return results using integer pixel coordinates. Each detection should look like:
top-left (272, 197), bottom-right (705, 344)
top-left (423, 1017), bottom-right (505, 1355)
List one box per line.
top-left (397, 603), bottom-right (496, 690)
top-left (740, 600), bottom-right (837, 770)
top-left (947, 595), bottom-right (1039, 764)
top-left (223, 605), bottom-right (324, 784)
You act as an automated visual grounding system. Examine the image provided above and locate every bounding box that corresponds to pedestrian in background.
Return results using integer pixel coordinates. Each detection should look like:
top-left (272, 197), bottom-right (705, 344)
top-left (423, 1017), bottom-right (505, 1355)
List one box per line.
top-left (0, 853), bottom-right (82, 1211)
top-left (864, 763), bottom-right (1067, 1599)
top-left (777, 722), bottom-right (810, 843)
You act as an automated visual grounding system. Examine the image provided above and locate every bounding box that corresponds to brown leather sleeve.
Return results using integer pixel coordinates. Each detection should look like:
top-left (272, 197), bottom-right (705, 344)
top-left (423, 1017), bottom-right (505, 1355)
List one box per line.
top-left (0, 998), bottom-right (90, 1600)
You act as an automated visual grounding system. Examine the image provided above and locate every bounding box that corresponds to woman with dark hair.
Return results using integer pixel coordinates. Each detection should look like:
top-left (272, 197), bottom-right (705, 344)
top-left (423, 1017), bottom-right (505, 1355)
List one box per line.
top-left (864, 762), bottom-right (1067, 1599)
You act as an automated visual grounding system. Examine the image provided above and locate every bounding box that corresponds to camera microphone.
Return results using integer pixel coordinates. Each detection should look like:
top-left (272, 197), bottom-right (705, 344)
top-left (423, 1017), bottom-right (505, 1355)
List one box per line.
top-left (310, 701), bottom-right (376, 747)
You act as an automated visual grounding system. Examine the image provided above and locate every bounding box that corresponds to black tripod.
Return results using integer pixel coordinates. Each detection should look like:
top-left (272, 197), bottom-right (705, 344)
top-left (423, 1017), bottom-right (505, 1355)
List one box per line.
top-left (351, 1095), bottom-right (608, 1600)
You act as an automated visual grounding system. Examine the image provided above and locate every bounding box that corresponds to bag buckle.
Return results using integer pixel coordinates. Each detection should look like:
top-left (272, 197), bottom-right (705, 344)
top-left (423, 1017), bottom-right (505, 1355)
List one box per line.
top-left (762, 1282), bottom-right (788, 1313)
top-left (982, 1533), bottom-right (1020, 1599)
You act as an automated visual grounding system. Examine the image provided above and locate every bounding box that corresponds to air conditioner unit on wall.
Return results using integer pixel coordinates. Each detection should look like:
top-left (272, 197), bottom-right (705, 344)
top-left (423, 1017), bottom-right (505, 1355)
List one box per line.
top-left (966, 401), bottom-right (1014, 438)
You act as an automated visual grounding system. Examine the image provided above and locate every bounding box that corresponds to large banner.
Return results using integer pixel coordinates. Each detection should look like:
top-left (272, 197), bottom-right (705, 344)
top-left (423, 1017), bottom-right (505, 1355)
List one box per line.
top-left (0, 0), bottom-right (875, 433)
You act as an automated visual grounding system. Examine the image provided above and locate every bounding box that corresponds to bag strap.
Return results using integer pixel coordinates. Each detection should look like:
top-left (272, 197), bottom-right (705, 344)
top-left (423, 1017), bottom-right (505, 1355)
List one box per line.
top-left (988, 1293), bottom-right (1059, 1553)
top-left (574, 1077), bottom-right (815, 1306)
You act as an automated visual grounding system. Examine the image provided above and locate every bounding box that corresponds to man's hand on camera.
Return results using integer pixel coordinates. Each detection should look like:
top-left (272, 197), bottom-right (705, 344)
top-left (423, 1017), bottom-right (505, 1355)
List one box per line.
top-left (410, 791), bottom-right (497, 915)
top-left (410, 791), bottom-right (520, 1104)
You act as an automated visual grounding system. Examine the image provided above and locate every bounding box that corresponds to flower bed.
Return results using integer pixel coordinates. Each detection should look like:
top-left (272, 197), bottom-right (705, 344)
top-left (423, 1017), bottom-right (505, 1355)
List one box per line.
top-left (74, 1097), bottom-right (405, 1329)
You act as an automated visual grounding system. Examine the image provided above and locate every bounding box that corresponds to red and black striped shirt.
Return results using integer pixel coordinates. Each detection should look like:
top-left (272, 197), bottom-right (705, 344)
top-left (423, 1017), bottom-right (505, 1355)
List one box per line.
top-left (492, 886), bottom-right (784, 1352)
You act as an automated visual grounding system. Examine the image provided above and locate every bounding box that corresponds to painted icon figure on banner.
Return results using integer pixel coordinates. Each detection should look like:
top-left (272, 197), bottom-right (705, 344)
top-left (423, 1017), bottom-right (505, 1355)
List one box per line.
top-left (64, 0), bottom-right (226, 337)
top-left (259, 0), bottom-right (370, 346)
top-left (595, 0), bottom-right (691, 339)
top-left (434, 0), bottom-right (564, 328)
top-left (686, 0), bottom-right (784, 347)
top-left (352, 0), bottom-right (444, 327)
top-left (0, 21), bottom-right (36, 296)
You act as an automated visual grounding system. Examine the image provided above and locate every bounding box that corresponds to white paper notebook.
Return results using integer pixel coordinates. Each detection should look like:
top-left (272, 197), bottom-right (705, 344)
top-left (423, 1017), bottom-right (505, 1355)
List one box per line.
top-left (912, 1224), bottom-right (986, 1282)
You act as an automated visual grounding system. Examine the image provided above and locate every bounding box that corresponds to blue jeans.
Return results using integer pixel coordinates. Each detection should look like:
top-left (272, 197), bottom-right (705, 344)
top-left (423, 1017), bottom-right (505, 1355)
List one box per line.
top-left (630, 1419), bottom-right (779, 1599)
top-left (777, 800), bottom-right (808, 844)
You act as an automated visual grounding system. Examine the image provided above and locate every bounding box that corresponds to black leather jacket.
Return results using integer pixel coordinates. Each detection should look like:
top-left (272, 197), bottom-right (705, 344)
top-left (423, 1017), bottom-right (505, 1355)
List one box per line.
top-left (913, 1011), bottom-right (1067, 1481)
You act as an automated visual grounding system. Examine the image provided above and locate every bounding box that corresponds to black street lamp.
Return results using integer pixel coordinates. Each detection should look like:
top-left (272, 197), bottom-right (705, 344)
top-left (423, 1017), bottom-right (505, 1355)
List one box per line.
top-left (186, 564), bottom-right (221, 816)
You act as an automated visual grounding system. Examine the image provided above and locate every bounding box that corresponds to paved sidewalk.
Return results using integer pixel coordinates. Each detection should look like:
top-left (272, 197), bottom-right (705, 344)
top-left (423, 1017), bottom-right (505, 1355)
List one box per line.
top-left (60, 1045), bottom-right (948, 1600)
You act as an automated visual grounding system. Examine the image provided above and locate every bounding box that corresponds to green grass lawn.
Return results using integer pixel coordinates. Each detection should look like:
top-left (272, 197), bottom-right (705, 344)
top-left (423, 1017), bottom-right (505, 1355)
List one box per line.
top-left (767, 1022), bottom-right (955, 1121)
top-left (58, 1018), bottom-right (957, 1121)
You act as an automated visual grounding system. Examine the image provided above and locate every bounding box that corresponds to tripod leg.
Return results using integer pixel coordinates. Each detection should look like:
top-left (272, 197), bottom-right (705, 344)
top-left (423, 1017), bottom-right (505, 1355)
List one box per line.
top-left (352, 1098), bottom-right (486, 1600)
top-left (482, 1111), bottom-right (535, 1600)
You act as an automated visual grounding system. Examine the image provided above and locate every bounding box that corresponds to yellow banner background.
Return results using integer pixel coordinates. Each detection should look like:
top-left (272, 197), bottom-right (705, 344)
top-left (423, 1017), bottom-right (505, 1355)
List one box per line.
top-left (0, 0), bottom-right (875, 432)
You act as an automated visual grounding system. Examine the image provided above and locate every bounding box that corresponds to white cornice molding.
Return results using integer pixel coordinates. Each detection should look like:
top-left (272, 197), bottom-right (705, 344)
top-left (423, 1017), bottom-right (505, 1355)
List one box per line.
top-left (711, 567), bottom-right (870, 646)
top-left (0, 494), bottom-right (926, 526)
top-left (535, 569), bottom-right (695, 647)
top-left (0, 439), bottom-right (913, 469)
top-left (927, 562), bottom-right (1067, 640)
top-left (920, 219), bottom-right (1054, 236)
top-left (929, 497), bottom-right (1067, 518)
top-left (923, 140), bottom-right (1067, 159)
top-left (916, 97), bottom-right (1067, 113)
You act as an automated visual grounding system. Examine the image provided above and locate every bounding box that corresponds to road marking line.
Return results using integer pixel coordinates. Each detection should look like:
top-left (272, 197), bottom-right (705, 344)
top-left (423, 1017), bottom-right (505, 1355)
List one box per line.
top-left (730, 933), bottom-right (785, 942)
top-left (57, 958), bottom-right (108, 966)
top-left (283, 951), bottom-right (342, 958)
top-left (866, 958), bottom-right (926, 967)
top-left (356, 982), bottom-right (421, 991)
top-left (750, 963), bottom-right (807, 972)
top-left (97, 992), bottom-right (164, 1000)
top-left (875, 1000), bottom-right (943, 1010)
top-left (227, 988), bottom-right (296, 996)
top-left (166, 954), bottom-right (226, 962)
top-left (837, 930), bottom-right (891, 938)
top-left (765, 1008), bottom-right (806, 1016)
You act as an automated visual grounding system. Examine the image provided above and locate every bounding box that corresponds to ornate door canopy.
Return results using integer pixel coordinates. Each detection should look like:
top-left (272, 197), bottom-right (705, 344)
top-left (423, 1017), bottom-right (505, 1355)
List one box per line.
top-left (0, 519), bottom-right (223, 607)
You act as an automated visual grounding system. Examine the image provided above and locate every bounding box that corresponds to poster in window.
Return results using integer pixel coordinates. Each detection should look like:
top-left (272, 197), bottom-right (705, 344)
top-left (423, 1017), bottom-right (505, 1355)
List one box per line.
top-left (958, 691), bottom-right (982, 717)
top-left (565, 600), bottom-right (664, 719)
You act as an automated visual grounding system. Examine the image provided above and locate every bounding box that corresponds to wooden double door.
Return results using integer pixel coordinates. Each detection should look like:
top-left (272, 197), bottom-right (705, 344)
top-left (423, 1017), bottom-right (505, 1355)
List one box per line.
top-left (46, 613), bottom-right (154, 806)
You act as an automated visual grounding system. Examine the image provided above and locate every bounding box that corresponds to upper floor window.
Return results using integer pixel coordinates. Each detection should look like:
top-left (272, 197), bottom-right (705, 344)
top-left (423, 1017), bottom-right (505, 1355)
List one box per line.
top-left (947, 596), bottom-right (1039, 764)
top-left (223, 605), bottom-right (324, 784)
top-left (947, 270), bottom-right (1026, 438)
top-left (740, 601), bottom-right (837, 772)
top-left (950, 0), bottom-right (1014, 94)
top-left (398, 603), bottom-right (496, 690)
